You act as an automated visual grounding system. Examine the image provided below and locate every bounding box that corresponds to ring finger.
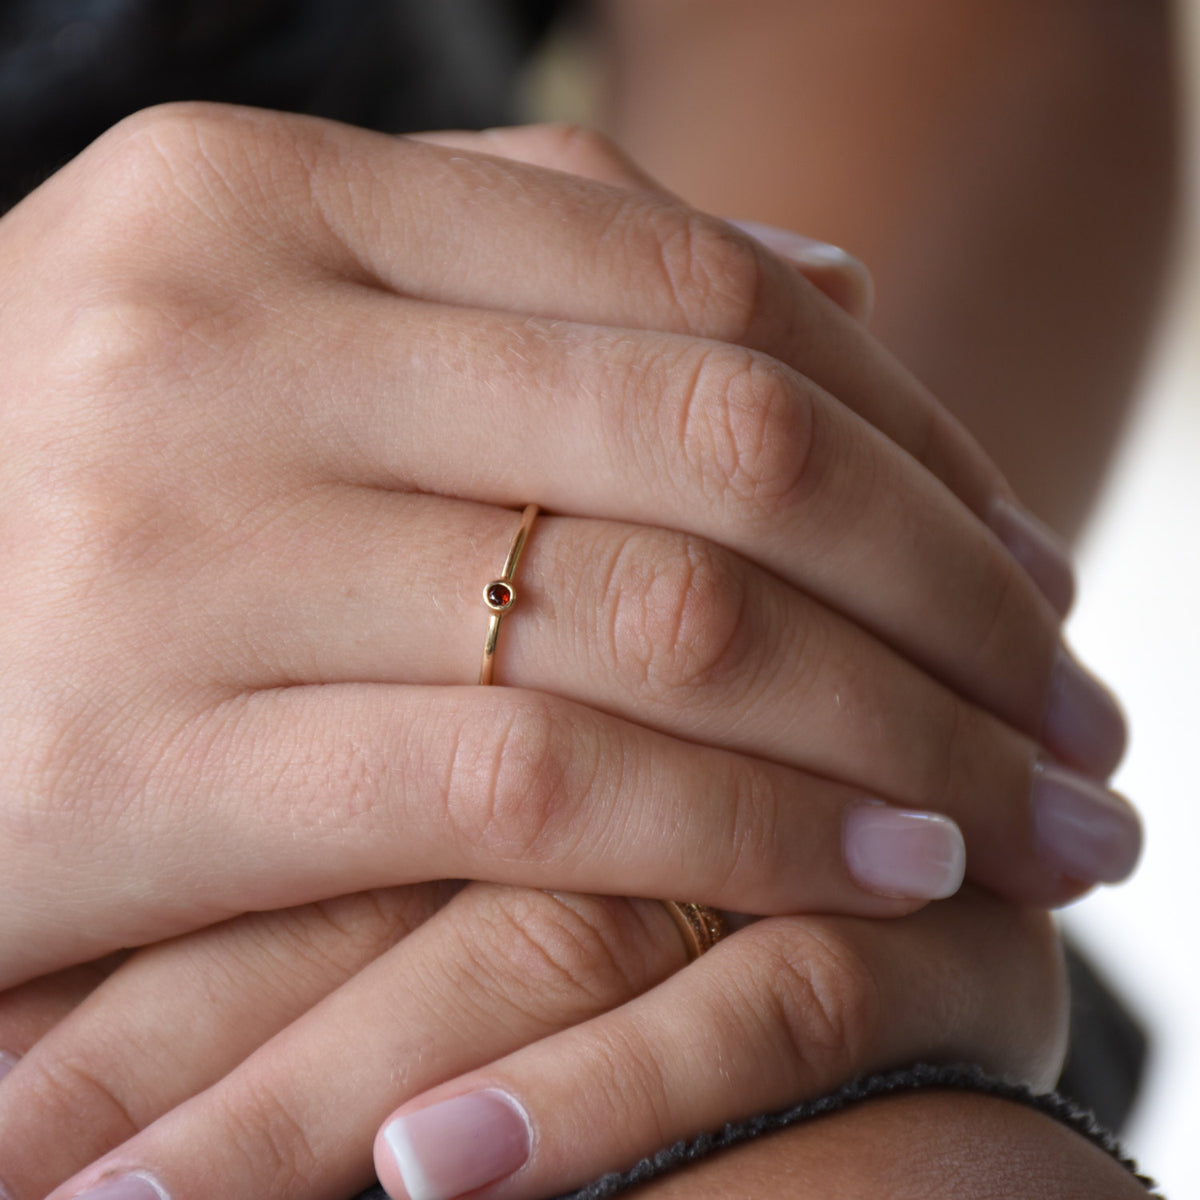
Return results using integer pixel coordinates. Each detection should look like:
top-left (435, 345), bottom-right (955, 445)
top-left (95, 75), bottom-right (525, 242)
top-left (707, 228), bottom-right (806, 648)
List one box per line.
top-left (182, 488), bottom-right (1139, 904)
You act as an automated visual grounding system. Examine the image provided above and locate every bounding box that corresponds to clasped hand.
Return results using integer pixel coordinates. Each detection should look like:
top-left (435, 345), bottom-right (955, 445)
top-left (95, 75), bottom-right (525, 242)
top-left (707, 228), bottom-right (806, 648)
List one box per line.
top-left (0, 110), bottom-right (1136, 1199)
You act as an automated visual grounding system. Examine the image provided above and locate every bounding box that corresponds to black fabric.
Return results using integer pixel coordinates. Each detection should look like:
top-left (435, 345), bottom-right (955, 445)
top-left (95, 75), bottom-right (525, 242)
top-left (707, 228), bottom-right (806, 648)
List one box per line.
top-left (0, 0), bottom-right (566, 212)
top-left (1059, 941), bottom-right (1150, 1132)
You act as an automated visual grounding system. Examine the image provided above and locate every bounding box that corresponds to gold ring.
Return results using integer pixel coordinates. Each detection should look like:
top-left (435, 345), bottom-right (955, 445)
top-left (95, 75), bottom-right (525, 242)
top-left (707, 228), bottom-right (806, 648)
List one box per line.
top-left (479, 504), bottom-right (539, 686)
top-left (662, 901), bottom-right (728, 961)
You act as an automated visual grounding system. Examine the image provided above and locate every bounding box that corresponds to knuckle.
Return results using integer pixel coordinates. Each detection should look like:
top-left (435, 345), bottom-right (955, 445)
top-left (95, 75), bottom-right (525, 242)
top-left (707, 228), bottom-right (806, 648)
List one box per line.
top-left (920, 696), bottom-right (980, 817)
top-left (997, 905), bottom-right (1069, 1081)
top-left (528, 123), bottom-right (629, 174)
top-left (79, 102), bottom-right (304, 255)
top-left (575, 1020), bottom-right (672, 1145)
top-left (24, 452), bottom-right (184, 633)
top-left (251, 888), bottom-right (434, 984)
top-left (607, 530), bottom-right (752, 703)
top-left (678, 345), bottom-right (817, 525)
top-left (24, 1052), bottom-right (142, 1146)
top-left (0, 681), bottom-right (142, 866)
top-left (305, 888), bottom-right (436, 953)
top-left (444, 695), bottom-right (580, 864)
top-left (712, 766), bottom-right (786, 903)
top-left (960, 553), bottom-right (1055, 716)
top-left (55, 281), bottom-right (206, 402)
top-left (84, 102), bottom-right (240, 221)
top-left (481, 891), bottom-right (658, 1013)
top-left (216, 1075), bottom-right (318, 1189)
top-left (743, 922), bottom-right (883, 1082)
top-left (649, 208), bottom-right (765, 342)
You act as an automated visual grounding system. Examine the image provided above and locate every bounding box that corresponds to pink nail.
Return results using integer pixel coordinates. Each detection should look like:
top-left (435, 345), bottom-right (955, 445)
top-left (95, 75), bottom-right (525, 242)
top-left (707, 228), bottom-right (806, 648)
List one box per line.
top-left (1042, 646), bottom-right (1128, 779)
top-left (0, 1051), bottom-right (18, 1083)
top-left (988, 497), bottom-right (1076, 616)
top-left (67, 1174), bottom-right (168, 1200)
top-left (843, 804), bottom-right (966, 900)
top-left (727, 220), bottom-right (873, 319)
top-left (380, 1090), bottom-right (531, 1200)
top-left (1031, 762), bottom-right (1142, 884)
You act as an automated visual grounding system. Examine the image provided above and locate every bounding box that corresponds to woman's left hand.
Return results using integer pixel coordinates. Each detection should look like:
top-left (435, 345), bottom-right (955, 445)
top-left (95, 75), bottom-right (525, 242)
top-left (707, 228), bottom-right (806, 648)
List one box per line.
top-left (0, 110), bottom-right (1135, 994)
top-left (0, 123), bottom-right (1099, 1199)
top-left (0, 881), bottom-right (1064, 1200)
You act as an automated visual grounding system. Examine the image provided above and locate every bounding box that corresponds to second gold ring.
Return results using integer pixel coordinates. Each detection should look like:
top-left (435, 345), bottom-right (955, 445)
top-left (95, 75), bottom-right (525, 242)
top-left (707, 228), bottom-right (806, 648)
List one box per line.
top-left (662, 901), bottom-right (728, 961)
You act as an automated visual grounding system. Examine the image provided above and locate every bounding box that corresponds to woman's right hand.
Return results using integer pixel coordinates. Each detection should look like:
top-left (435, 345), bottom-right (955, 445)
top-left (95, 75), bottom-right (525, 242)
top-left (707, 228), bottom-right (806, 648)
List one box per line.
top-left (0, 881), bottom-right (1067, 1200)
top-left (0, 107), bottom-right (1136, 987)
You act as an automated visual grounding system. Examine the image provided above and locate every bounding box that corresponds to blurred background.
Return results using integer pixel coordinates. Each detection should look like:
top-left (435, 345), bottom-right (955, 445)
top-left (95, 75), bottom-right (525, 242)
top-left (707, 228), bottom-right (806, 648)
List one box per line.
top-left (1055, 4), bottom-right (1200, 1193)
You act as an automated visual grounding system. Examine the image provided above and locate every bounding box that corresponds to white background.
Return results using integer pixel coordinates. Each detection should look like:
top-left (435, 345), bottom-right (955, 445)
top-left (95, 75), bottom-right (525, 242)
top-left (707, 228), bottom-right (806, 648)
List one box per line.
top-left (1060, 10), bottom-right (1200, 1191)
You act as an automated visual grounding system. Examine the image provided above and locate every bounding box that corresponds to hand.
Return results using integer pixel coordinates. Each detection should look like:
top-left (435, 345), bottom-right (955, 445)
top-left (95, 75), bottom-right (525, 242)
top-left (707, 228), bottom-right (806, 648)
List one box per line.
top-left (0, 108), bottom-right (1113, 1195)
top-left (0, 108), bottom-right (1135, 989)
top-left (0, 883), bottom-right (1065, 1200)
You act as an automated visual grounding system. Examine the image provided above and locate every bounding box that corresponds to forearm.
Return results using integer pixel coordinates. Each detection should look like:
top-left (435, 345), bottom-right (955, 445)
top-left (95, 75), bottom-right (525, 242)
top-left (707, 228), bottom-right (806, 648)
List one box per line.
top-left (626, 1090), bottom-right (1152, 1199)
top-left (598, 0), bottom-right (1180, 538)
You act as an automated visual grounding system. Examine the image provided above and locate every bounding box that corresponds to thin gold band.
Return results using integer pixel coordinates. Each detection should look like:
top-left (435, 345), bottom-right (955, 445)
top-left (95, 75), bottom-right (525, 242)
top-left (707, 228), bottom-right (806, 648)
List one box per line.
top-left (662, 901), bottom-right (728, 961)
top-left (479, 504), bottom-right (539, 686)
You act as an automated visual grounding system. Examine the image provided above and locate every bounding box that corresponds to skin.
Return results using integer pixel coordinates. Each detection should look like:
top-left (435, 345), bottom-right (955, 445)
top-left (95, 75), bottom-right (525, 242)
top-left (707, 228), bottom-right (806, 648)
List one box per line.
top-left (626, 1091), bottom-right (1155, 1199)
top-left (0, 0), bottom-right (1180, 1195)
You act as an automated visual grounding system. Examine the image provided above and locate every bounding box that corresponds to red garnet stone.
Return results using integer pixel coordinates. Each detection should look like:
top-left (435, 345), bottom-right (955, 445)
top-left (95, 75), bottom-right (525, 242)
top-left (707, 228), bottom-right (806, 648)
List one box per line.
top-left (485, 581), bottom-right (515, 611)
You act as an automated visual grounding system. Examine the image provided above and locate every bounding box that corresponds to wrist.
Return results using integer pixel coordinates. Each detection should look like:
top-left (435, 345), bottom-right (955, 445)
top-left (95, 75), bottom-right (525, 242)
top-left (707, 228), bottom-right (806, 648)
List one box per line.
top-left (623, 1090), bottom-right (1154, 1200)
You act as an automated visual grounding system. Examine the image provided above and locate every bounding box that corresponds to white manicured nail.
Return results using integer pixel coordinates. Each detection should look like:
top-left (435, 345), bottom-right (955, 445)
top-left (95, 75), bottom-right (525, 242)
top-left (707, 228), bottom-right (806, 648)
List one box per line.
top-left (1031, 762), bottom-right (1142, 884)
top-left (844, 804), bottom-right (966, 900)
top-left (68, 1173), bottom-right (169, 1200)
top-left (381, 1090), bottom-right (531, 1200)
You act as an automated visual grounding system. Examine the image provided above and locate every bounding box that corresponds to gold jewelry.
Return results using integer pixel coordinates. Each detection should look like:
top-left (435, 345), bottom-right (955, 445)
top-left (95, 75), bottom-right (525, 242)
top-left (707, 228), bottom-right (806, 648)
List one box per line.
top-left (479, 504), bottom-right (539, 686)
top-left (662, 901), bottom-right (727, 961)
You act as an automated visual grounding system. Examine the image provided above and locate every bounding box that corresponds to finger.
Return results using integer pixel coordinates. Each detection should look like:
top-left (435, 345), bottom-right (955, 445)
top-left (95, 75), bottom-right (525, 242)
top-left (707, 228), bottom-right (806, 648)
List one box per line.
top-left (410, 126), bottom-right (874, 320)
top-left (408, 125), bottom-right (677, 194)
top-left (371, 889), bottom-right (1067, 1200)
top-left (0, 885), bottom-right (452, 1197)
top-left (177, 492), bottom-right (1131, 896)
top-left (32, 886), bottom-right (1063, 1200)
top-left (232, 296), bottom-right (1095, 763)
top-left (4, 682), bottom-right (976, 984)
top-left (72, 105), bottom-right (1056, 598)
top-left (0, 957), bottom-right (128, 1070)
top-left (34, 885), bottom-right (687, 1200)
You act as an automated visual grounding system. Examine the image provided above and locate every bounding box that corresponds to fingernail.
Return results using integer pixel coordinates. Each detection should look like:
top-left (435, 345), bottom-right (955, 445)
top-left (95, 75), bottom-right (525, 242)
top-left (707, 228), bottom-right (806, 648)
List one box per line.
top-left (843, 803), bottom-right (966, 900)
top-left (988, 497), bottom-right (1076, 616)
top-left (381, 1090), bottom-right (531, 1200)
top-left (68, 1173), bottom-right (169, 1200)
top-left (1042, 645), bottom-right (1128, 778)
top-left (1031, 762), bottom-right (1142, 884)
top-left (0, 1051), bottom-right (18, 1082)
top-left (727, 219), bottom-right (873, 320)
